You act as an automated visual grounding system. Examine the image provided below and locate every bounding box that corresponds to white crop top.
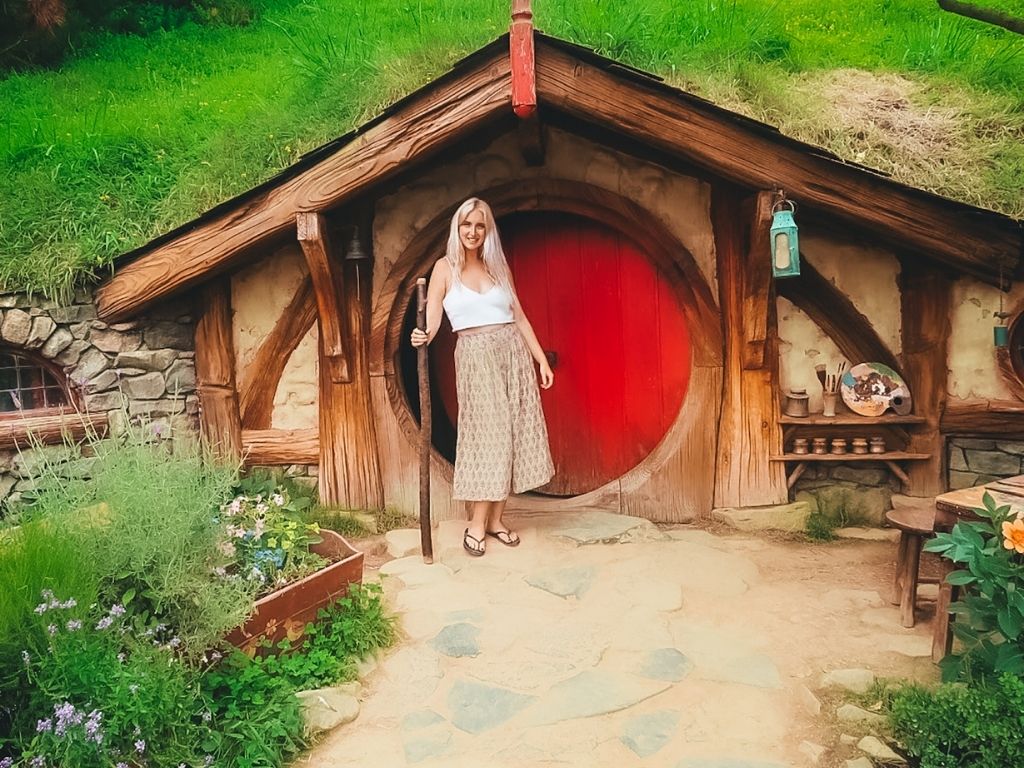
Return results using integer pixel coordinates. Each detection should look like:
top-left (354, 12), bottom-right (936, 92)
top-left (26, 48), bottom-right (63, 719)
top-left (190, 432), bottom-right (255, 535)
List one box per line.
top-left (442, 279), bottom-right (515, 332)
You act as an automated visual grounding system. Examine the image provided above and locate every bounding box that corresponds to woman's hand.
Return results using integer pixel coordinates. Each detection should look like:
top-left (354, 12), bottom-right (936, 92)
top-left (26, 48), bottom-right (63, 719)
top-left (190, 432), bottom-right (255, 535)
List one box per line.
top-left (538, 361), bottom-right (554, 389)
top-left (410, 328), bottom-right (429, 348)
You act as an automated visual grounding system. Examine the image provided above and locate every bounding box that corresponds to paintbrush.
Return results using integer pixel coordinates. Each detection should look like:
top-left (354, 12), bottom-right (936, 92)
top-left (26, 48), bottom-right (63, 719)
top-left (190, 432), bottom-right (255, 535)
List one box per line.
top-left (815, 363), bottom-right (826, 390)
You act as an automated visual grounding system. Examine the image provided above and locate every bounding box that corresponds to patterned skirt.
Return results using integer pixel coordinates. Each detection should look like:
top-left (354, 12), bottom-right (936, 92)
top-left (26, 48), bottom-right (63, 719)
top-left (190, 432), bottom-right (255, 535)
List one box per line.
top-left (452, 324), bottom-right (555, 501)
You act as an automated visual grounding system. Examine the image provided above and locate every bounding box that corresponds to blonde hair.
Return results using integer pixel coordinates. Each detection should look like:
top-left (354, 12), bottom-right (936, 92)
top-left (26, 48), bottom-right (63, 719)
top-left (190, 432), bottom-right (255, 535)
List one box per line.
top-left (445, 198), bottom-right (516, 300)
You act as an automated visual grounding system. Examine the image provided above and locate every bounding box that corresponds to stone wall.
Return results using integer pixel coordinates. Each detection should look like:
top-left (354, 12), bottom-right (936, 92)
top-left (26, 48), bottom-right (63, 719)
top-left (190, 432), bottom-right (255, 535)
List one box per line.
top-left (791, 464), bottom-right (899, 527)
top-left (948, 437), bottom-right (1024, 490)
top-left (0, 289), bottom-right (198, 509)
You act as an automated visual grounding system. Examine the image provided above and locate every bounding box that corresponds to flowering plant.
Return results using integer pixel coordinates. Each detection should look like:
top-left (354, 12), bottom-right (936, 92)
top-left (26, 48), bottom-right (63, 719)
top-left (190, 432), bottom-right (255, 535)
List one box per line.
top-left (926, 491), bottom-right (1024, 681)
top-left (216, 487), bottom-right (324, 591)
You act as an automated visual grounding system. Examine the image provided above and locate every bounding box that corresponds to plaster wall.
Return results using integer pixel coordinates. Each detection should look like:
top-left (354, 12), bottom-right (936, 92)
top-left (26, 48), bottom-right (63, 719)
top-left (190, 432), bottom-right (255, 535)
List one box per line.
top-left (776, 296), bottom-right (844, 415)
top-left (372, 127), bottom-right (718, 301)
top-left (230, 244), bottom-right (319, 429)
top-left (947, 276), bottom-right (1024, 402)
top-left (801, 230), bottom-right (902, 358)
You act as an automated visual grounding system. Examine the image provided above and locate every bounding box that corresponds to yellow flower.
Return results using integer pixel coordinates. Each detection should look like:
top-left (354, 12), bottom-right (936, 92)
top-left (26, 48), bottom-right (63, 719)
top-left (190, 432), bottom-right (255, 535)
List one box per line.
top-left (267, 537), bottom-right (278, 548)
top-left (1002, 518), bottom-right (1024, 554)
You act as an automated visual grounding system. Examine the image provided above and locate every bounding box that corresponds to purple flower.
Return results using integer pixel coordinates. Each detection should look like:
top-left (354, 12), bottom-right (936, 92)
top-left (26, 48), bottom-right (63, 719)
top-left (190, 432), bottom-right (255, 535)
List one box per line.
top-left (109, 604), bottom-right (126, 617)
top-left (0, 757), bottom-right (14, 768)
top-left (169, 636), bottom-right (181, 648)
top-left (47, 624), bottom-right (57, 636)
top-left (85, 709), bottom-right (103, 743)
top-left (116, 763), bottom-right (129, 768)
top-left (65, 620), bottom-right (82, 632)
top-left (60, 599), bottom-right (76, 609)
top-left (36, 717), bottom-right (53, 733)
top-left (134, 739), bottom-right (146, 754)
top-left (30, 756), bottom-right (45, 768)
top-left (53, 701), bottom-right (83, 736)
top-left (95, 616), bottom-right (113, 631)
top-left (205, 755), bottom-right (214, 766)
top-left (34, 603), bottom-right (48, 614)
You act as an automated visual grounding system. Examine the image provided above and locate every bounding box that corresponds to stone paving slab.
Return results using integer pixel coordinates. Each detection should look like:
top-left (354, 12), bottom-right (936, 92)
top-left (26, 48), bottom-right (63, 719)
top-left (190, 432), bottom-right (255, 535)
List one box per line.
top-left (307, 513), bottom-right (935, 768)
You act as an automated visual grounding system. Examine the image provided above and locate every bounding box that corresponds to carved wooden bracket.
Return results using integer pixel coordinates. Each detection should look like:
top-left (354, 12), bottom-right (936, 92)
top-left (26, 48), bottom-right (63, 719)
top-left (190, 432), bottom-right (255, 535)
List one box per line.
top-left (297, 212), bottom-right (351, 384)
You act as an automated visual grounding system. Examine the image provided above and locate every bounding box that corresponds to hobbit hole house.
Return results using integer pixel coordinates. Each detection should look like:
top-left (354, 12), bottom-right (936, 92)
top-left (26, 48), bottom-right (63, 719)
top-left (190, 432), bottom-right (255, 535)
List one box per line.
top-left (1, 27), bottom-right (1022, 525)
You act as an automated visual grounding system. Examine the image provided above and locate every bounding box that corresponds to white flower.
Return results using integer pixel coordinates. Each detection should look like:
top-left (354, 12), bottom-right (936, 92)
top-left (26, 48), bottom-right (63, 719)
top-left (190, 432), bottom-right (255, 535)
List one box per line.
top-left (272, 493), bottom-right (284, 506)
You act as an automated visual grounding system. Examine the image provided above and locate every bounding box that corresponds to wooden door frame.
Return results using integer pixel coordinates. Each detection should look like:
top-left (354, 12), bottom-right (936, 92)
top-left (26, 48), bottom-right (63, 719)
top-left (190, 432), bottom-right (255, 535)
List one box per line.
top-left (372, 178), bottom-right (722, 513)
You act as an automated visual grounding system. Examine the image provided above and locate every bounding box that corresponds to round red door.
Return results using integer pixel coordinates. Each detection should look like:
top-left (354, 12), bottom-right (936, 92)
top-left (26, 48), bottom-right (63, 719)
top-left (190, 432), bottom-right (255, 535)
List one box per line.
top-left (431, 211), bottom-right (691, 496)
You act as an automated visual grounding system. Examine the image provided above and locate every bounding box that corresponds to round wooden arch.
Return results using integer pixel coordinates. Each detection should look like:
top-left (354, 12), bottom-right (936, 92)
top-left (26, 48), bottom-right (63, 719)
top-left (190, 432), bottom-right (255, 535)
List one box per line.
top-left (371, 178), bottom-right (722, 504)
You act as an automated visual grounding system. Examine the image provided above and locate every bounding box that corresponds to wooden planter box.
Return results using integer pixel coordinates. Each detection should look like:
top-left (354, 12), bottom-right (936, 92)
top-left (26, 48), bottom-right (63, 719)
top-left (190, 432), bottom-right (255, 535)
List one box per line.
top-left (226, 530), bottom-right (364, 655)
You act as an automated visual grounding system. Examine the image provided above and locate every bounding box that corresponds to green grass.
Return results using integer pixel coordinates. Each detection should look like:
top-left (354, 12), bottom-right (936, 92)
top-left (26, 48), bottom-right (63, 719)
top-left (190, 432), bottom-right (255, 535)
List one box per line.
top-left (0, 0), bottom-right (1021, 299)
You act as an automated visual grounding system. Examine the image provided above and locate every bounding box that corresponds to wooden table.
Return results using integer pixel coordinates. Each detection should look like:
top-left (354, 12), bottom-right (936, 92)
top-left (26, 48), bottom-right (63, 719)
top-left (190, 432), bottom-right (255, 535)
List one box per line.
top-left (930, 475), bottom-right (1024, 660)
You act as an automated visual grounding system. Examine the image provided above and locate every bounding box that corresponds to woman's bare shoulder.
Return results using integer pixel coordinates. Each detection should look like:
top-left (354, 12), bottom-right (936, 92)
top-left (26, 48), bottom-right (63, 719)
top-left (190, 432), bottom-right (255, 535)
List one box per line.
top-left (432, 256), bottom-right (452, 275)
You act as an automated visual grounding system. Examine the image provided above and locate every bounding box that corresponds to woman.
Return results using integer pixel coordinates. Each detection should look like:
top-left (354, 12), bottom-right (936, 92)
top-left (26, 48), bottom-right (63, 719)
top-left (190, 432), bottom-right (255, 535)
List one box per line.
top-left (410, 198), bottom-right (555, 556)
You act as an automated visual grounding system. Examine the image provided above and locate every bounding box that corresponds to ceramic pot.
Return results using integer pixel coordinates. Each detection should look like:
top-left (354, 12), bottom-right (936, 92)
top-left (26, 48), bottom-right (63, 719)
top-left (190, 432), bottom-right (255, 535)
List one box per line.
top-left (822, 392), bottom-right (838, 418)
top-left (792, 438), bottom-right (809, 455)
top-left (784, 389), bottom-right (810, 418)
top-left (869, 437), bottom-right (886, 454)
top-left (851, 438), bottom-right (869, 455)
top-left (830, 438), bottom-right (848, 455)
top-left (812, 437), bottom-right (828, 455)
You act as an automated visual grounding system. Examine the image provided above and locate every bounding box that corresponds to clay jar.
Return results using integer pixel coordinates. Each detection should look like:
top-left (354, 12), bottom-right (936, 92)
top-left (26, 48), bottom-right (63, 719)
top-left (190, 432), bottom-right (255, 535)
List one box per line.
top-left (784, 389), bottom-right (810, 418)
top-left (851, 438), bottom-right (869, 455)
top-left (812, 437), bottom-right (828, 455)
top-left (792, 437), bottom-right (809, 455)
top-left (830, 438), bottom-right (848, 455)
top-left (869, 437), bottom-right (886, 454)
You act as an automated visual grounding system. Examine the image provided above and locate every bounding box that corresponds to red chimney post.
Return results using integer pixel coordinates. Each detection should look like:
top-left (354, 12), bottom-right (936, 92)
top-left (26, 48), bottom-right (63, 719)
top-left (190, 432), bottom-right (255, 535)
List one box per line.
top-left (510, 0), bottom-right (537, 119)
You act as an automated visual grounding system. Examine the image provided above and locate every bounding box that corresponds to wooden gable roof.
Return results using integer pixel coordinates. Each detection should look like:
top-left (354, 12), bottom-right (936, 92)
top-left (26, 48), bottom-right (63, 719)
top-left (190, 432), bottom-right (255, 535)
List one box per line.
top-left (96, 33), bottom-right (1023, 320)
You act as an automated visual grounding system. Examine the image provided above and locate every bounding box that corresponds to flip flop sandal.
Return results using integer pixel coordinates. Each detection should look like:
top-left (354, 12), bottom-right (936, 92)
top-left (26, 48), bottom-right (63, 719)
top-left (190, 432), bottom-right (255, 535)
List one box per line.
top-left (486, 529), bottom-right (521, 547)
top-left (463, 529), bottom-right (486, 557)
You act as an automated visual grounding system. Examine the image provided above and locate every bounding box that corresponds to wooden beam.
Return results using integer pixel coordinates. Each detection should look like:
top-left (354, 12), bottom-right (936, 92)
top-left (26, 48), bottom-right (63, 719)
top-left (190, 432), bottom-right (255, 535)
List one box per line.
top-left (297, 212), bottom-right (350, 384)
top-left (533, 38), bottom-right (1020, 286)
top-left (241, 428), bottom-right (319, 465)
top-left (194, 280), bottom-right (242, 459)
top-left (510, 0), bottom-right (537, 119)
top-left (95, 48), bottom-right (512, 321)
top-left (713, 187), bottom-right (788, 508)
top-left (0, 410), bottom-right (107, 451)
top-left (777, 256), bottom-right (902, 373)
top-left (318, 233), bottom-right (384, 510)
top-left (900, 261), bottom-right (952, 495)
top-left (942, 399), bottom-right (1024, 437)
top-left (742, 192), bottom-right (774, 370)
top-left (238, 276), bottom-right (317, 429)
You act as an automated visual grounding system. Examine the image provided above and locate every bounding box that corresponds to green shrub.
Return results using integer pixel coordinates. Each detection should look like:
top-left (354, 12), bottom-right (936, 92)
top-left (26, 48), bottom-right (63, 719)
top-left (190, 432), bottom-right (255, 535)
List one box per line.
top-left (889, 674), bottom-right (1024, 768)
top-left (805, 512), bottom-right (837, 541)
top-left (925, 491), bottom-right (1024, 681)
top-left (24, 427), bottom-right (258, 657)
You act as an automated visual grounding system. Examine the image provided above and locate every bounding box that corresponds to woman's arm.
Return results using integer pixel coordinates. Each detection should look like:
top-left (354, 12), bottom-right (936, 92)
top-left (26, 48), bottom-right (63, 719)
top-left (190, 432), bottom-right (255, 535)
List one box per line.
top-left (510, 283), bottom-right (554, 389)
top-left (410, 259), bottom-right (450, 347)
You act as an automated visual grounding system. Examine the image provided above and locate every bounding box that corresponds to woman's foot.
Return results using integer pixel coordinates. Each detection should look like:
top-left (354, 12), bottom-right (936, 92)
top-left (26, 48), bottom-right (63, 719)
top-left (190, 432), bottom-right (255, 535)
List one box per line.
top-left (485, 528), bottom-right (521, 547)
top-left (463, 528), bottom-right (486, 556)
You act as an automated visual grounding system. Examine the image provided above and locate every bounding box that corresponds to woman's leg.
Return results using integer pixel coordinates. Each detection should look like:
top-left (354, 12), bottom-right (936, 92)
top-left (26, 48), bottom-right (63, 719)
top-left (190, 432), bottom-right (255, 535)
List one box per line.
top-left (486, 498), bottom-right (520, 545)
top-left (465, 500), bottom-right (490, 554)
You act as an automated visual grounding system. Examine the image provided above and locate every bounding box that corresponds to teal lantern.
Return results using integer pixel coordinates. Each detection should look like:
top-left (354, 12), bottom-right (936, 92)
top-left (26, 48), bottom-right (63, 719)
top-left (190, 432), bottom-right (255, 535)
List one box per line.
top-left (995, 311), bottom-right (1011, 348)
top-left (770, 198), bottom-right (800, 278)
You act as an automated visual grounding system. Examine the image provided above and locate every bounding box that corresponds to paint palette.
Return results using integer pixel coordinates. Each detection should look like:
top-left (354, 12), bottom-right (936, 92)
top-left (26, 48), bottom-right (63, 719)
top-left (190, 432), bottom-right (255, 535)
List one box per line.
top-left (840, 362), bottom-right (912, 417)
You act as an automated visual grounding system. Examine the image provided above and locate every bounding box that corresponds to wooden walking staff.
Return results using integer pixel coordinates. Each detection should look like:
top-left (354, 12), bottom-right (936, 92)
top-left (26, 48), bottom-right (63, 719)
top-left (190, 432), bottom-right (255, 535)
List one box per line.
top-left (416, 278), bottom-right (434, 564)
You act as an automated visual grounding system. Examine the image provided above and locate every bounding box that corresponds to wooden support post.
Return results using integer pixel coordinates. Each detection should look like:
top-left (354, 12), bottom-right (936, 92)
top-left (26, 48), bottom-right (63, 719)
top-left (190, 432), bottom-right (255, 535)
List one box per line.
top-left (510, 0), bottom-right (537, 119)
top-left (416, 278), bottom-right (434, 564)
top-left (714, 187), bottom-right (788, 508)
top-left (900, 262), bottom-right (952, 496)
top-left (316, 226), bottom-right (384, 510)
top-left (298, 212), bottom-right (351, 384)
top-left (194, 280), bottom-right (242, 460)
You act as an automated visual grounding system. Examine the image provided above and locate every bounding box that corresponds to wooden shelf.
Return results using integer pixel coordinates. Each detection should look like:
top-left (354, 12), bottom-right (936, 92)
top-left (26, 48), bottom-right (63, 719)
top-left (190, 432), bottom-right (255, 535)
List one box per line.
top-left (770, 452), bottom-right (931, 462)
top-left (778, 414), bottom-right (926, 425)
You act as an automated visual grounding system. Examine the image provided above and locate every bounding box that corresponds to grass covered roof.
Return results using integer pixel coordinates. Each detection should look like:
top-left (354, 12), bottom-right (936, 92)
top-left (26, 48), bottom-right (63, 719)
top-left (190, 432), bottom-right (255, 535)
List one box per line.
top-left (1, 0), bottom-right (1022, 299)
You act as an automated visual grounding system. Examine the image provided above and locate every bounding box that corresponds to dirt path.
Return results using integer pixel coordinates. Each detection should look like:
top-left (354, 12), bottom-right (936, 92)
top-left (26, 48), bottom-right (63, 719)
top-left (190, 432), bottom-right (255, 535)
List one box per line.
top-left (302, 512), bottom-right (938, 767)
